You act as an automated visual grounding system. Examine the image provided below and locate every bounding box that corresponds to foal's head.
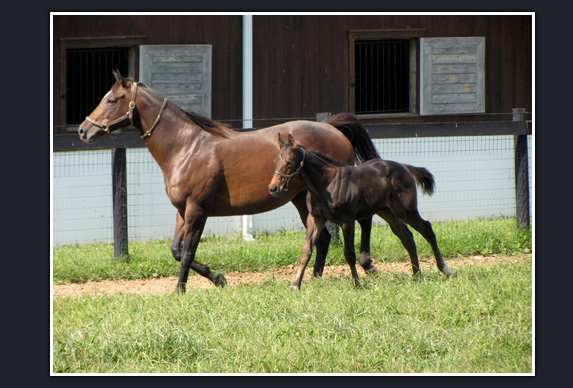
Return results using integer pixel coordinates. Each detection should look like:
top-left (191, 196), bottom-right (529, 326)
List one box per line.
top-left (268, 133), bottom-right (305, 197)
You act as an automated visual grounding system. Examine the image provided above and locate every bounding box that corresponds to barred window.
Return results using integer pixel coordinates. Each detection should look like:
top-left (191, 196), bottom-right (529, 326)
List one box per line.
top-left (65, 47), bottom-right (130, 125)
top-left (354, 40), bottom-right (410, 114)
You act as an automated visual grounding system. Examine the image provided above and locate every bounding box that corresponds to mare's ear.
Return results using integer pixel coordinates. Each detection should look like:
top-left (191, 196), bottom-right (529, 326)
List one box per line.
top-left (112, 69), bottom-right (129, 88)
top-left (287, 134), bottom-right (296, 148)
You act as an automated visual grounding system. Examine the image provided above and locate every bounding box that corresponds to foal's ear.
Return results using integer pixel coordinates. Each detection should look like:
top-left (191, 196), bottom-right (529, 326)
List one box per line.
top-left (287, 134), bottom-right (296, 148)
top-left (277, 133), bottom-right (285, 147)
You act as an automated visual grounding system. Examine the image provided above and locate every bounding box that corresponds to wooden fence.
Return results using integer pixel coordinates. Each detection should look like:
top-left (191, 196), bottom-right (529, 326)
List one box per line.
top-left (53, 110), bottom-right (532, 258)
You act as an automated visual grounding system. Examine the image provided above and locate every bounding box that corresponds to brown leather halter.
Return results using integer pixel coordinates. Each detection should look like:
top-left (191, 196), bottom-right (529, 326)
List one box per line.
top-left (85, 82), bottom-right (168, 140)
top-left (273, 148), bottom-right (305, 192)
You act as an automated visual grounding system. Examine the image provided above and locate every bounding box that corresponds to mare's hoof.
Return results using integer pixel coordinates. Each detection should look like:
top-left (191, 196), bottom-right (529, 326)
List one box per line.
top-left (290, 284), bottom-right (301, 291)
top-left (214, 273), bottom-right (227, 287)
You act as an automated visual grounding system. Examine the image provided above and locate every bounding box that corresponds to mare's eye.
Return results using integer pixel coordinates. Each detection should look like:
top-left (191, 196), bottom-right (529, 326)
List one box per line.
top-left (107, 94), bottom-right (124, 104)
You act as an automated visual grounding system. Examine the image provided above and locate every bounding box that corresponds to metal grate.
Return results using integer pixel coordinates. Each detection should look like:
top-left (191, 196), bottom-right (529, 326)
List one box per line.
top-left (355, 40), bottom-right (410, 114)
top-left (66, 48), bottom-right (130, 125)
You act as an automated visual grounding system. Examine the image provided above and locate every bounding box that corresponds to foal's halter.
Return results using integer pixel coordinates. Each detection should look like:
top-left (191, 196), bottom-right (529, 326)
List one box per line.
top-left (274, 149), bottom-right (305, 192)
top-left (85, 82), bottom-right (168, 140)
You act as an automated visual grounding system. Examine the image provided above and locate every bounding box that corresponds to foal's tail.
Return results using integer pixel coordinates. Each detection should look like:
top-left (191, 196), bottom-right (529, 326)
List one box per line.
top-left (403, 164), bottom-right (436, 196)
top-left (325, 113), bottom-right (381, 164)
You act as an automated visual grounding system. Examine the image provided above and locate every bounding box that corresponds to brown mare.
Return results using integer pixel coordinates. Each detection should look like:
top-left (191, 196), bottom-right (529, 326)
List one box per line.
top-left (78, 70), bottom-right (381, 293)
top-left (269, 134), bottom-right (452, 290)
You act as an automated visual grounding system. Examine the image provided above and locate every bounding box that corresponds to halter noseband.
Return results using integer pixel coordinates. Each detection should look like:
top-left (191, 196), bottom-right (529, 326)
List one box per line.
top-left (85, 82), bottom-right (168, 140)
top-left (273, 149), bottom-right (305, 192)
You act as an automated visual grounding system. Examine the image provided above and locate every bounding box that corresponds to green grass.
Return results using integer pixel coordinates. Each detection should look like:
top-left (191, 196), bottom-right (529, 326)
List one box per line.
top-left (53, 218), bottom-right (532, 284)
top-left (52, 257), bottom-right (532, 373)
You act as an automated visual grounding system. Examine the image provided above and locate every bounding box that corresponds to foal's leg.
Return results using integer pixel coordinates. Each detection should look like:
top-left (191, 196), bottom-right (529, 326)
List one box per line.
top-left (404, 211), bottom-right (452, 278)
top-left (341, 222), bottom-right (362, 287)
top-left (357, 217), bottom-right (377, 273)
top-left (174, 203), bottom-right (226, 294)
top-left (291, 214), bottom-right (326, 290)
top-left (378, 209), bottom-right (421, 276)
top-left (291, 192), bottom-right (331, 277)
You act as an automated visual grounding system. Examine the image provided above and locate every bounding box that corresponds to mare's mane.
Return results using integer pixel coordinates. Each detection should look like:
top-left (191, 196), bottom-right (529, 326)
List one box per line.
top-left (138, 82), bottom-right (234, 139)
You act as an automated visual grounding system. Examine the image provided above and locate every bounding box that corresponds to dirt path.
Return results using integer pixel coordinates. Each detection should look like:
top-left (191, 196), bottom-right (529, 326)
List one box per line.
top-left (53, 254), bottom-right (531, 298)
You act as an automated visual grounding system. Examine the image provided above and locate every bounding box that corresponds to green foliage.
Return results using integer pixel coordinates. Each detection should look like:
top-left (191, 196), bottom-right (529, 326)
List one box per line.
top-left (53, 258), bottom-right (532, 373)
top-left (53, 218), bottom-right (532, 284)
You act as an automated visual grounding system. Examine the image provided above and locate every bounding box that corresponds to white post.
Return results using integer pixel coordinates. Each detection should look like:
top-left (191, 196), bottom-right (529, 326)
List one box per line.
top-left (242, 15), bottom-right (255, 241)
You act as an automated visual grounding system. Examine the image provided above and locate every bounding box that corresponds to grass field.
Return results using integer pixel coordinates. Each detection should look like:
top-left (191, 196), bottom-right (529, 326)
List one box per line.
top-left (52, 218), bottom-right (533, 374)
top-left (53, 218), bottom-right (531, 284)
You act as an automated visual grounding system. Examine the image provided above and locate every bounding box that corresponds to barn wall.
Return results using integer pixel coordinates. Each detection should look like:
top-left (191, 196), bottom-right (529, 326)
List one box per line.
top-left (52, 15), bottom-right (244, 132)
top-left (53, 14), bottom-right (532, 130)
top-left (252, 15), bottom-right (532, 127)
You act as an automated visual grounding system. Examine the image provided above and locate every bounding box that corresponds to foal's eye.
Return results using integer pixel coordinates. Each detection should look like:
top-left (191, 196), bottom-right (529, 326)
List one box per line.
top-left (286, 161), bottom-right (293, 167)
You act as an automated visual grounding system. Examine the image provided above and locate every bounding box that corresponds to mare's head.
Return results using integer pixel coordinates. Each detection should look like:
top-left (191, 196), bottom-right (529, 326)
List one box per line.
top-left (268, 133), bottom-right (305, 197)
top-left (78, 70), bottom-right (137, 143)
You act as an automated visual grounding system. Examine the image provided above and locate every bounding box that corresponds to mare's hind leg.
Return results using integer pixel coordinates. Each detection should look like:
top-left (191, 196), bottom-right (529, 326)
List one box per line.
top-left (291, 192), bottom-right (331, 277)
top-left (404, 212), bottom-right (452, 278)
top-left (357, 217), bottom-right (377, 273)
top-left (378, 209), bottom-right (421, 276)
top-left (313, 229), bottom-right (331, 277)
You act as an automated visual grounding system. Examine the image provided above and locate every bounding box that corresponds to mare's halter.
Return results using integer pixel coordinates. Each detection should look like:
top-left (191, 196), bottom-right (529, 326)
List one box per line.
top-left (85, 82), bottom-right (168, 140)
top-left (273, 148), bottom-right (305, 192)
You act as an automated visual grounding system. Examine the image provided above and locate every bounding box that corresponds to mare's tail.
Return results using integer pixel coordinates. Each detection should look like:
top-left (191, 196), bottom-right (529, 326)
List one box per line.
top-left (403, 164), bottom-right (436, 196)
top-left (325, 113), bottom-right (381, 163)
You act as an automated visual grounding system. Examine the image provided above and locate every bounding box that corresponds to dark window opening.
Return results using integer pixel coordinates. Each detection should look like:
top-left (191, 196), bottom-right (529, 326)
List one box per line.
top-left (66, 47), bottom-right (130, 125)
top-left (355, 40), bottom-right (410, 114)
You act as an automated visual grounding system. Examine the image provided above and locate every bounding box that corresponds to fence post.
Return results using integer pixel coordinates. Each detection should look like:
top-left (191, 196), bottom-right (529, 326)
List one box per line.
top-left (112, 148), bottom-right (129, 258)
top-left (513, 108), bottom-right (530, 229)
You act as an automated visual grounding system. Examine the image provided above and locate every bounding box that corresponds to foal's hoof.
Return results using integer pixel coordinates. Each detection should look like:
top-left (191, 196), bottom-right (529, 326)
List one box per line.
top-left (213, 273), bottom-right (227, 287)
top-left (290, 284), bottom-right (301, 291)
top-left (363, 264), bottom-right (378, 274)
top-left (174, 284), bottom-right (186, 294)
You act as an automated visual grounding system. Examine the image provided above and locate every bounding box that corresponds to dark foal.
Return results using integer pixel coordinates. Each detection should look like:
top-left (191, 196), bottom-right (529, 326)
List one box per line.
top-left (269, 134), bottom-right (452, 290)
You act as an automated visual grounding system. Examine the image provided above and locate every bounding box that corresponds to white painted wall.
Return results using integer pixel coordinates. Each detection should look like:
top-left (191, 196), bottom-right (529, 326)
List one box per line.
top-left (52, 135), bottom-right (532, 247)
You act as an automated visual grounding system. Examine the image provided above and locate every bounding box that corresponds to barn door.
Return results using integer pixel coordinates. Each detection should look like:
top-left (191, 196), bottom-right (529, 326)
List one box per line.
top-left (139, 45), bottom-right (212, 117)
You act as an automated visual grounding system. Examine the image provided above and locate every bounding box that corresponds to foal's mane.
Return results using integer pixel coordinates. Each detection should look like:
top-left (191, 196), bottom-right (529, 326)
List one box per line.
top-left (138, 82), bottom-right (234, 139)
top-left (297, 145), bottom-right (349, 168)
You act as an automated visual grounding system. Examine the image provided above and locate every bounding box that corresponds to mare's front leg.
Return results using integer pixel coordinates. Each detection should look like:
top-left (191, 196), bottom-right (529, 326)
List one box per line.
top-left (174, 202), bottom-right (226, 294)
top-left (341, 222), bottom-right (361, 288)
top-left (357, 217), bottom-right (377, 273)
top-left (171, 211), bottom-right (185, 262)
top-left (291, 214), bottom-right (326, 290)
